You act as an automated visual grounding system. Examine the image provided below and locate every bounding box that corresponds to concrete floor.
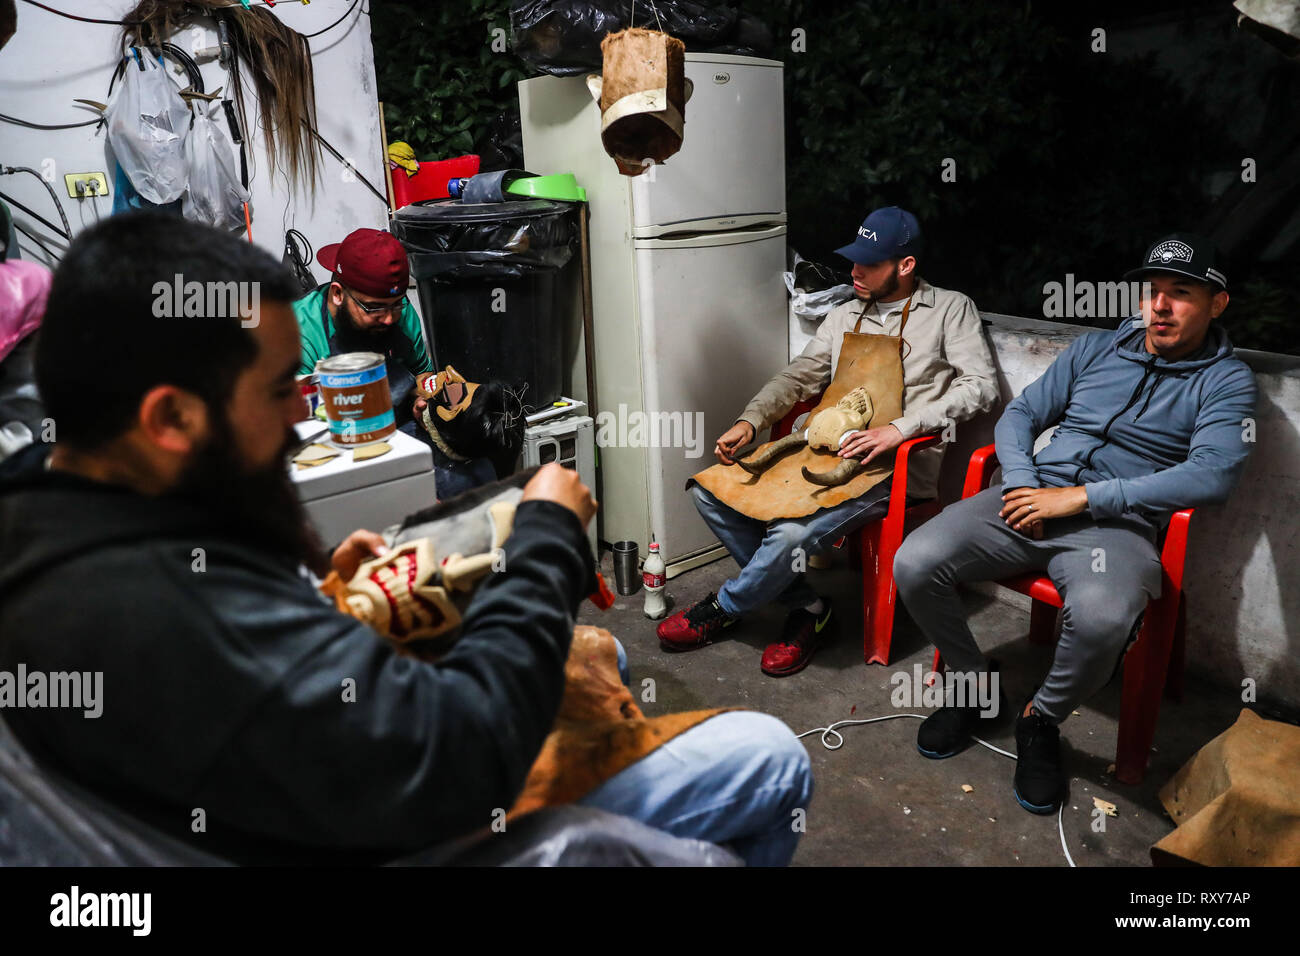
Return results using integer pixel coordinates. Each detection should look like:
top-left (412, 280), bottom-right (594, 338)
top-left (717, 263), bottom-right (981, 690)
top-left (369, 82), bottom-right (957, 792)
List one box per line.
top-left (577, 548), bottom-right (1248, 867)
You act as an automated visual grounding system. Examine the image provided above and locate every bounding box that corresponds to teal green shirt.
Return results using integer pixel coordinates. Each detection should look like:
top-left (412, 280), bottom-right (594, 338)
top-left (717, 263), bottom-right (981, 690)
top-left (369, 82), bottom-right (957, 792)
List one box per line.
top-left (292, 284), bottom-right (434, 378)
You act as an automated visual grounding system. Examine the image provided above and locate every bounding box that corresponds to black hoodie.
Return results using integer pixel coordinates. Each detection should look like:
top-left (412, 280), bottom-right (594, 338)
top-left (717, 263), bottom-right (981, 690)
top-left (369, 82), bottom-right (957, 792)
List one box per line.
top-left (0, 443), bottom-right (591, 863)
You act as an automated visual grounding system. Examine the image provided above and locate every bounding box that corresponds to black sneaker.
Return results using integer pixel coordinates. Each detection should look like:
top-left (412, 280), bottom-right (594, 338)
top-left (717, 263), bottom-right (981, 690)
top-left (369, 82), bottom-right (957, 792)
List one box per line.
top-left (657, 592), bottom-right (738, 650)
top-left (916, 667), bottom-right (1006, 759)
top-left (1014, 704), bottom-right (1066, 814)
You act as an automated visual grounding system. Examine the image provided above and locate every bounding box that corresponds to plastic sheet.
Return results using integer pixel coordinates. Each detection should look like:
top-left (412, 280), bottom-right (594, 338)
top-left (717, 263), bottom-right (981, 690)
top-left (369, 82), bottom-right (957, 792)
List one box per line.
top-left (392, 199), bottom-right (578, 281)
top-left (784, 251), bottom-right (854, 323)
top-left (0, 717), bottom-right (739, 866)
top-left (510, 0), bottom-right (738, 76)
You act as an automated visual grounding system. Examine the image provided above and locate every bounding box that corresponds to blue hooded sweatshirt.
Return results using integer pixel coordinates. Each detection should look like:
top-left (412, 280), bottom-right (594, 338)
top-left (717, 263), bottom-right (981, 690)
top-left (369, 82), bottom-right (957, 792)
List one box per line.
top-left (994, 318), bottom-right (1257, 523)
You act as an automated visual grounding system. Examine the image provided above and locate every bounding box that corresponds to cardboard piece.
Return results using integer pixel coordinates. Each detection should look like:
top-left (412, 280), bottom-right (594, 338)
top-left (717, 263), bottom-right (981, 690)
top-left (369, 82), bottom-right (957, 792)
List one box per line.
top-left (353, 441), bottom-right (392, 462)
top-left (1153, 708), bottom-right (1300, 866)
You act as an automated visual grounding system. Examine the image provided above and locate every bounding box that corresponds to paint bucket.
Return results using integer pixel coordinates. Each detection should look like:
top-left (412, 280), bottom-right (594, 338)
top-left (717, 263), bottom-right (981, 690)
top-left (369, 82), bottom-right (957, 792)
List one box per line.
top-left (315, 352), bottom-right (395, 447)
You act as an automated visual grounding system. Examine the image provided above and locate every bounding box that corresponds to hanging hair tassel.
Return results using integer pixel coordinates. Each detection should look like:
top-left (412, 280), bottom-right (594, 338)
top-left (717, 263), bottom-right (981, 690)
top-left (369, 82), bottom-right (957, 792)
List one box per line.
top-left (120, 0), bottom-right (322, 193)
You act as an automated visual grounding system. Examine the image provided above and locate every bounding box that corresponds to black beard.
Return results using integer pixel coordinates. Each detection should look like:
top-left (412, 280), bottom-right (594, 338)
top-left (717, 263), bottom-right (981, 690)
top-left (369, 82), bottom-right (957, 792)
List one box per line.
top-left (336, 307), bottom-right (400, 354)
top-left (170, 410), bottom-right (329, 575)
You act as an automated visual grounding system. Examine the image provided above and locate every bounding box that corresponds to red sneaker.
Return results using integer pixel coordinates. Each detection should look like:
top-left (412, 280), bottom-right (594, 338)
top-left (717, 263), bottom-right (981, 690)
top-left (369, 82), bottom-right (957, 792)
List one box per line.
top-left (761, 600), bottom-right (834, 676)
top-left (657, 592), bottom-right (738, 651)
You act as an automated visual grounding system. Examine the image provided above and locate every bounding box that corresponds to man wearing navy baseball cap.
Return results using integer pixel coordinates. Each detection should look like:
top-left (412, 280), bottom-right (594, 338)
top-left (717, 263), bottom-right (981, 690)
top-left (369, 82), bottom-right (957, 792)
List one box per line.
top-left (895, 232), bottom-right (1256, 814)
top-left (293, 228), bottom-right (434, 430)
top-left (660, 206), bottom-right (999, 676)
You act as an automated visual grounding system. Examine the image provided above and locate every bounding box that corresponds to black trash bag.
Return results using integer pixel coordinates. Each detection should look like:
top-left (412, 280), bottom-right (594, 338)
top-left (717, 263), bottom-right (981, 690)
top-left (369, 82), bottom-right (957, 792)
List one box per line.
top-left (702, 10), bottom-right (775, 57)
top-left (510, 0), bottom-right (738, 76)
top-left (391, 199), bottom-right (579, 282)
top-left (475, 105), bottom-right (524, 172)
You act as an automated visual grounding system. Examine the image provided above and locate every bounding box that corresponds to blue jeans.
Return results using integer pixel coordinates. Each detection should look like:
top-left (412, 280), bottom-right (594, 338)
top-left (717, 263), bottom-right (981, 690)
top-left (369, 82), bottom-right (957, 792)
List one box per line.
top-left (689, 481), bottom-right (895, 617)
top-left (581, 640), bottom-right (814, 866)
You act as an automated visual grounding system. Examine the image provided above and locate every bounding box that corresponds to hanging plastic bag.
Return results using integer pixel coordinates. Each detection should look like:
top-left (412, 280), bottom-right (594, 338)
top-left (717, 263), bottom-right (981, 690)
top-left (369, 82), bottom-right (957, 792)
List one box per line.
top-left (784, 251), bottom-right (854, 323)
top-left (510, 1), bottom-right (737, 77)
top-left (104, 50), bottom-right (191, 205)
top-left (182, 101), bottom-right (250, 231)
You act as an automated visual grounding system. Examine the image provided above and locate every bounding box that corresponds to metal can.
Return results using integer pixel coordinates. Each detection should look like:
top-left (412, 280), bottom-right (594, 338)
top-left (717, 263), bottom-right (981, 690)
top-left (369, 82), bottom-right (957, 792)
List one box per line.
top-left (314, 352), bottom-right (395, 447)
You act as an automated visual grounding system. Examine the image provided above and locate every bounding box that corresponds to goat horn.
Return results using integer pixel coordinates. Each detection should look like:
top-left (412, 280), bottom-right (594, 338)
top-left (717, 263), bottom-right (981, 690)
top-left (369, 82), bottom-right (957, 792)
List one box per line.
top-left (736, 432), bottom-right (805, 475)
top-left (801, 457), bottom-right (864, 487)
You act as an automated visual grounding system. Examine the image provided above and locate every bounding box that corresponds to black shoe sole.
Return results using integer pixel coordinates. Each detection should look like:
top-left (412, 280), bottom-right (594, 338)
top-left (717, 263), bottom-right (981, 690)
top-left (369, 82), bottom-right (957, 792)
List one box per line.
top-left (1014, 786), bottom-right (1061, 815)
top-left (916, 738), bottom-right (971, 760)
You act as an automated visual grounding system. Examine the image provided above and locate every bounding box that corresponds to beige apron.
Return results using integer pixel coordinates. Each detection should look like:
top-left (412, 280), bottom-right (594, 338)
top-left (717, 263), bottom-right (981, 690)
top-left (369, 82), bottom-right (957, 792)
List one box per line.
top-left (691, 297), bottom-right (912, 522)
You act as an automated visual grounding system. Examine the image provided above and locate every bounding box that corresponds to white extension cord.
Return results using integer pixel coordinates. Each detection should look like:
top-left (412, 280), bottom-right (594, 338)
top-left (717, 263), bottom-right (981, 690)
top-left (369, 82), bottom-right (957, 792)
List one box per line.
top-left (797, 712), bottom-right (1076, 867)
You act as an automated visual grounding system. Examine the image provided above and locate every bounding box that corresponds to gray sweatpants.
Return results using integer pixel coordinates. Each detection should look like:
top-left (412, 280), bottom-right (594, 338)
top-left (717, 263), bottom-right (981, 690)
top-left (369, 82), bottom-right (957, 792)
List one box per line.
top-left (893, 485), bottom-right (1163, 723)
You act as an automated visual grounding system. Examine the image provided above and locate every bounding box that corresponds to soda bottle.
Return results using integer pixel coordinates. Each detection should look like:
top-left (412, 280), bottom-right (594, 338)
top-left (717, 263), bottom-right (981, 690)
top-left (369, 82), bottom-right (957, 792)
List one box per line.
top-left (643, 539), bottom-right (667, 620)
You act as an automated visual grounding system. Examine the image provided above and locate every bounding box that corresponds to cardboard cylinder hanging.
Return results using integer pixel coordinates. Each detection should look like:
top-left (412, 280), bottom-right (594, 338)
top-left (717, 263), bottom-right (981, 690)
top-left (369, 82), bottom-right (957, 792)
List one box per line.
top-left (586, 28), bottom-right (691, 177)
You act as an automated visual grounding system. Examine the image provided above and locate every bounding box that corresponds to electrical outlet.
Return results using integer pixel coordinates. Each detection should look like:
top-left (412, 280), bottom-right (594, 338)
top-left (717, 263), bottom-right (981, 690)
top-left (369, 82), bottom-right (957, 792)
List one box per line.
top-left (64, 172), bottom-right (109, 199)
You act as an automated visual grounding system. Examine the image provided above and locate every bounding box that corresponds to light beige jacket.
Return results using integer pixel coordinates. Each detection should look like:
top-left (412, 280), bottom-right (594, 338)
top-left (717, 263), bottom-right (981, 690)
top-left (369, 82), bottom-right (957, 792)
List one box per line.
top-left (737, 278), bottom-right (999, 499)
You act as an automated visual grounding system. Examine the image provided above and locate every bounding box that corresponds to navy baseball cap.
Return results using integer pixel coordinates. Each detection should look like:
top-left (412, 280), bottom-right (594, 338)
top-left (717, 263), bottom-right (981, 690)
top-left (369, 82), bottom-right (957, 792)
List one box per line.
top-left (835, 206), bottom-right (923, 265)
top-left (1124, 232), bottom-right (1228, 291)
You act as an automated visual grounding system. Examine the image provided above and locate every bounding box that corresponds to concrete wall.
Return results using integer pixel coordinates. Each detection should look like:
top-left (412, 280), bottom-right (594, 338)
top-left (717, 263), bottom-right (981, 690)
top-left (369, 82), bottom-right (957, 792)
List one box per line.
top-left (0, 1), bottom-right (387, 283)
top-left (951, 315), bottom-right (1300, 711)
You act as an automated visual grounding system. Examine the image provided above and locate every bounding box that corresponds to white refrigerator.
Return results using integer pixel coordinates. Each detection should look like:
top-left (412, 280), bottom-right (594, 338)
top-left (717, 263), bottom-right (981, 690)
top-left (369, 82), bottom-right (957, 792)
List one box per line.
top-left (520, 54), bottom-right (788, 575)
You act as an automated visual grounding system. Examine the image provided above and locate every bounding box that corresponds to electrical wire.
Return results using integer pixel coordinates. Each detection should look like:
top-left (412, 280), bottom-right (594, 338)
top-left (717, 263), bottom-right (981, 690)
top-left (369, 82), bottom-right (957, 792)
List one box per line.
top-left (19, 0), bottom-right (145, 25)
top-left (0, 167), bottom-right (72, 242)
top-left (0, 169), bottom-right (72, 241)
top-left (0, 190), bottom-right (70, 240)
top-left (305, 123), bottom-right (390, 206)
top-left (106, 42), bottom-right (204, 106)
top-left (797, 711), bottom-right (1077, 867)
top-left (283, 228), bottom-right (316, 293)
top-left (0, 112), bottom-right (101, 130)
top-left (13, 221), bottom-right (64, 262)
top-left (22, 0), bottom-right (362, 37)
top-left (302, 0), bottom-right (362, 39)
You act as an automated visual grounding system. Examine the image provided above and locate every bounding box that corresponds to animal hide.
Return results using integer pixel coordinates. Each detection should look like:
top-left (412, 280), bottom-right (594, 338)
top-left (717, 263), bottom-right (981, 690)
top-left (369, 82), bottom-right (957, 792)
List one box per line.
top-left (319, 475), bottom-right (728, 811)
top-left (587, 28), bottom-right (691, 177)
top-left (509, 625), bottom-right (729, 816)
top-left (690, 329), bottom-right (906, 521)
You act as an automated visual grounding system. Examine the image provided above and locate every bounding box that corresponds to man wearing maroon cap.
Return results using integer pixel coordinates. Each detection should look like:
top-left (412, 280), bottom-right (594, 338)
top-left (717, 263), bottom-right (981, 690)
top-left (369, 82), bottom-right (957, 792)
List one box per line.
top-left (293, 228), bottom-right (433, 429)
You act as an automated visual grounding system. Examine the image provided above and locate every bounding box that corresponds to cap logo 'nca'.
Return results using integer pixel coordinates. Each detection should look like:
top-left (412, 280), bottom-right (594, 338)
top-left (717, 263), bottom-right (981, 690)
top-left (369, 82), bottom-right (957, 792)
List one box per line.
top-left (1150, 240), bottom-right (1194, 264)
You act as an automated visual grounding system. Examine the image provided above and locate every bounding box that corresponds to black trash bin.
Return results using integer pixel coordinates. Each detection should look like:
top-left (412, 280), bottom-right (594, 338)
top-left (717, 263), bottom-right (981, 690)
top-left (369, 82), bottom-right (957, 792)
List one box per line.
top-left (391, 199), bottom-right (579, 409)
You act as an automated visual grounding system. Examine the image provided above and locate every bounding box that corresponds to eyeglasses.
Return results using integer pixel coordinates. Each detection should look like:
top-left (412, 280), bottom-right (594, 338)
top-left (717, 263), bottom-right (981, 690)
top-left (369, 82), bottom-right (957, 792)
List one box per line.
top-left (343, 287), bottom-right (405, 316)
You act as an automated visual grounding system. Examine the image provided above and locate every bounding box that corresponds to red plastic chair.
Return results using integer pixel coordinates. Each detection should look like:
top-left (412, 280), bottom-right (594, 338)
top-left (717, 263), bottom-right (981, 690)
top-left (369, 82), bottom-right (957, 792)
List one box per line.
top-left (771, 396), bottom-right (941, 666)
top-left (929, 444), bottom-right (1190, 784)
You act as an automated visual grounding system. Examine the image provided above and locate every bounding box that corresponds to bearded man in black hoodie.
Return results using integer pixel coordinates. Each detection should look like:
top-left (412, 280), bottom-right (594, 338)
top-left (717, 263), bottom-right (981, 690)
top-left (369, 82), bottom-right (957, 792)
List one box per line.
top-left (0, 213), bottom-right (813, 865)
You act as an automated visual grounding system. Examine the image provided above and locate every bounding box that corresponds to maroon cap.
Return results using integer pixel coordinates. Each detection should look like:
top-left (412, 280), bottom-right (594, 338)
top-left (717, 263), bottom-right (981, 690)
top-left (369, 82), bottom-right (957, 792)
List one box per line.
top-left (316, 228), bottom-right (409, 298)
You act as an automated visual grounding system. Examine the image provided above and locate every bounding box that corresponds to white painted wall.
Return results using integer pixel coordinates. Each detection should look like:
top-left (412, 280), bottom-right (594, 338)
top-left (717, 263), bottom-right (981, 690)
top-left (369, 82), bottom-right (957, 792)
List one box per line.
top-left (942, 315), bottom-right (1300, 712)
top-left (0, 0), bottom-right (387, 281)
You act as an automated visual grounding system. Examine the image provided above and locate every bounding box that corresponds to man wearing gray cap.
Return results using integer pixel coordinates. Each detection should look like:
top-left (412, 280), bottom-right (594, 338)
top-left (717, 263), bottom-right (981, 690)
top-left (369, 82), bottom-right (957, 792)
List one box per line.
top-left (894, 233), bottom-right (1258, 814)
top-left (660, 206), bottom-right (999, 676)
